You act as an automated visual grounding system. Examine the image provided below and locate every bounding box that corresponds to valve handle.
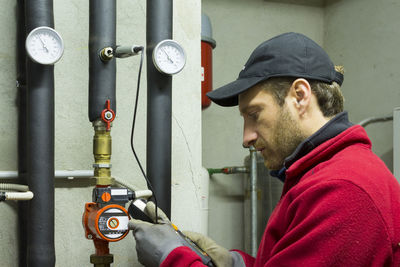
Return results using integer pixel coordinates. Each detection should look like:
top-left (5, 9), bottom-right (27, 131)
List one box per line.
top-left (101, 100), bottom-right (115, 131)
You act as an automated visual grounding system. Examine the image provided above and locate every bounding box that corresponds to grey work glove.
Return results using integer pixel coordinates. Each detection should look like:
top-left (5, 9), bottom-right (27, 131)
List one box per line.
top-left (129, 202), bottom-right (192, 267)
top-left (183, 231), bottom-right (245, 267)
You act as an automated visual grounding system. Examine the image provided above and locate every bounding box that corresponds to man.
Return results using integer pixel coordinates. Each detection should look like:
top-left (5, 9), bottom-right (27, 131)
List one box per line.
top-left (129, 32), bottom-right (400, 266)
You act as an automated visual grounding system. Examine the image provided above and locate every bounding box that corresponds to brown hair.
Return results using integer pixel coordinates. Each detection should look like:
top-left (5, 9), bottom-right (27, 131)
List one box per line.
top-left (262, 66), bottom-right (345, 117)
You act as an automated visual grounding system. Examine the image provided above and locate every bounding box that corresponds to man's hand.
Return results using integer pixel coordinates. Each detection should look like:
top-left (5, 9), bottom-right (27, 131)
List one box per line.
top-left (128, 201), bottom-right (180, 267)
top-left (183, 231), bottom-right (245, 267)
top-left (129, 201), bottom-right (244, 267)
top-left (129, 219), bottom-right (185, 266)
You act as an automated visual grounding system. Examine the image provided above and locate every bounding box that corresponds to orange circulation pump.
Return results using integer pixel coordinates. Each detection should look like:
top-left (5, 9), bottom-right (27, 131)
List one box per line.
top-left (82, 188), bottom-right (132, 243)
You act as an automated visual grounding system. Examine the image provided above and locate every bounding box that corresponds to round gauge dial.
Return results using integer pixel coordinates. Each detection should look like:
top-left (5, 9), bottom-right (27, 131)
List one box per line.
top-left (152, 39), bottom-right (186, 75)
top-left (25, 26), bottom-right (64, 65)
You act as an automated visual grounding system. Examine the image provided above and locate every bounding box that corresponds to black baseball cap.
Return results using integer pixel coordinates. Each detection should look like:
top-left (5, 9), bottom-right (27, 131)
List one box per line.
top-left (206, 32), bottom-right (343, 107)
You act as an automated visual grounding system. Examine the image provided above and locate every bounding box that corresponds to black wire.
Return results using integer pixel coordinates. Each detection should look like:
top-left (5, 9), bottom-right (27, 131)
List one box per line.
top-left (131, 46), bottom-right (158, 224)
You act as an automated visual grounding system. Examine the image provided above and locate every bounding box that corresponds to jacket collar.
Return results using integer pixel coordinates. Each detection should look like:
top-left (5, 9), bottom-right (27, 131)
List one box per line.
top-left (283, 124), bottom-right (371, 193)
top-left (271, 112), bottom-right (353, 182)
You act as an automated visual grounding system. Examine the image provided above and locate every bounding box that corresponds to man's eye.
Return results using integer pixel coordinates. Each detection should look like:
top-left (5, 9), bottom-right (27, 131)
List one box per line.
top-left (248, 112), bottom-right (259, 120)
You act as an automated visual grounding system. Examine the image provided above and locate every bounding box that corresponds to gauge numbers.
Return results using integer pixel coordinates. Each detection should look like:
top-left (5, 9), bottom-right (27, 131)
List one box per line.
top-left (26, 26), bottom-right (64, 65)
top-left (153, 39), bottom-right (186, 75)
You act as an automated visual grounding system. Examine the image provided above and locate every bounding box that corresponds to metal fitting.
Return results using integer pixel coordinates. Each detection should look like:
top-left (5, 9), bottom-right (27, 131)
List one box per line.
top-left (99, 47), bottom-right (114, 61)
top-left (104, 111), bottom-right (113, 121)
top-left (92, 163), bottom-right (112, 168)
top-left (93, 120), bottom-right (113, 186)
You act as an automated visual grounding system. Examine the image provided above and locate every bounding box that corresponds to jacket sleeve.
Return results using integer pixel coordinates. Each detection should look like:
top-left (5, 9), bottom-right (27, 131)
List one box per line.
top-left (161, 246), bottom-right (207, 267)
top-left (161, 247), bottom-right (252, 267)
top-left (265, 179), bottom-right (392, 267)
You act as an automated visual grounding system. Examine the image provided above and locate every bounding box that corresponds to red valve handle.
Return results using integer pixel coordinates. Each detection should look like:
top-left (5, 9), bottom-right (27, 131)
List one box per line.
top-left (101, 100), bottom-right (115, 131)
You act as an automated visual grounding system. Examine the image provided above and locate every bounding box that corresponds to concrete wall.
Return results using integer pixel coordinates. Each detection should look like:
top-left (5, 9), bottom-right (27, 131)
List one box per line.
top-left (203, 0), bottom-right (400, 254)
top-left (202, 0), bottom-right (325, 252)
top-left (0, 0), bottom-right (202, 266)
top-left (324, 0), bottom-right (400, 171)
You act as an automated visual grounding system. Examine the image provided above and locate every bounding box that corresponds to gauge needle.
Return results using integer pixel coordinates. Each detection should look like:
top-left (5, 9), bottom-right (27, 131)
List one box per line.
top-left (161, 48), bottom-right (174, 64)
top-left (39, 35), bottom-right (49, 52)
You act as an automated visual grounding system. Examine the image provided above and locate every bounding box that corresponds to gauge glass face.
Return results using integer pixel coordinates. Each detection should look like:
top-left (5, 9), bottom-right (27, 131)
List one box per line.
top-left (25, 26), bottom-right (64, 65)
top-left (153, 40), bottom-right (186, 75)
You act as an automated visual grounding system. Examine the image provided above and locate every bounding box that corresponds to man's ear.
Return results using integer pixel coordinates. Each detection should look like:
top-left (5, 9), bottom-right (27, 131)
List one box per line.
top-left (288, 78), bottom-right (312, 115)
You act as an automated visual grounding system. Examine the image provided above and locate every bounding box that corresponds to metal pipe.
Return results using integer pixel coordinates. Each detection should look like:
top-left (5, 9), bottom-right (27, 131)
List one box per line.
top-left (249, 147), bottom-right (258, 256)
top-left (394, 108), bottom-right (400, 182)
top-left (358, 115), bottom-right (393, 127)
top-left (207, 167), bottom-right (249, 176)
top-left (25, 0), bottom-right (56, 265)
top-left (0, 170), bottom-right (94, 179)
top-left (88, 0), bottom-right (116, 122)
top-left (16, 0), bottom-right (28, 264)
top-left (146, 0), bottom-right (173, 217)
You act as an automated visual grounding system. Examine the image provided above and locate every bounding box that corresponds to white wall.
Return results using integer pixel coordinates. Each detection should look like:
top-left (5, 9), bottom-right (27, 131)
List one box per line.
top-left (202, 0), bottom-right (325, 251)
top-left (203, 0), bottom-right (400, 253)
top-left (0, 0), bottom-right (202, 266)
top-left (324, 0), bottom-right (400, 171)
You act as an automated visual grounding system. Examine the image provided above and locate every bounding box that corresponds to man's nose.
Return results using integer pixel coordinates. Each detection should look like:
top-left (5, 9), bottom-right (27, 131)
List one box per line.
top-left (242, 123), bottom-right (257, 148)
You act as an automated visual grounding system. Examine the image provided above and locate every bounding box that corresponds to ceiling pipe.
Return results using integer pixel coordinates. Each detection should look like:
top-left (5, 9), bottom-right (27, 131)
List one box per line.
top-left (146, 0), bottom-right (173, 218)
top-left (25, 0), bottom-right (56, 266)
top-left (16, 0), bottom-right (28, 265)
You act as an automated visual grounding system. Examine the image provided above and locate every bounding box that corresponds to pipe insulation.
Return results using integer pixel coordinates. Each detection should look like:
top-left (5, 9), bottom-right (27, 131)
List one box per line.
top-left (25, 0), bottom-right (56, 265)
top-left (88, 0), bottom-right (116, 122)
top-left (146, 0), bottom-right (173, 218)
top-left (0, 183), bottom-right (29, 191)
top-left (17, 0), bottom-right (28, 264)
top-left (1, 191), bottom-right (34, 201)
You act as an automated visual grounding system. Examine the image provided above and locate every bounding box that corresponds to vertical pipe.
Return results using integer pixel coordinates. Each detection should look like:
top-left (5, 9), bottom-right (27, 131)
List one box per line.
top-left (249, 147), bottom-right (258, 256)
top-left (16, 0), bottom-right (28, 265)
top-left (394, 108), bottom-right (400, 182)
top-left (146, 0), bottom-right (173, 217)
top-left (88, 0), bottom-right (116, 122)
top-left (25, 0), bottom-right (56, 266)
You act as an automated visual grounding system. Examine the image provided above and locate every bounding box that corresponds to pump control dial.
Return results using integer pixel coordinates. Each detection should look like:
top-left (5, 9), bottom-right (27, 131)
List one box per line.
top-left (25, 26), bottom-right (64, 65)
top-left (152, 39), bottom-right (186, 75)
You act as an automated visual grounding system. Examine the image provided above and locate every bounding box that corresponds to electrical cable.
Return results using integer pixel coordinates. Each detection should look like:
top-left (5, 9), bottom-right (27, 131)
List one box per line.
top-left (130, 46), bottom-right (159, 223)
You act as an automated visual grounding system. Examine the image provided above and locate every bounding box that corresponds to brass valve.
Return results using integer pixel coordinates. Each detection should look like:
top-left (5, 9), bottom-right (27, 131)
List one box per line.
top-left (93, 120), bottom-right (114, 186)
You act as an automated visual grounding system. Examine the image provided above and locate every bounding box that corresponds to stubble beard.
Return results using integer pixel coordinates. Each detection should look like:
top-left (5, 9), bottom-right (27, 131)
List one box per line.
top-left (262, 106), bottom-right (307, 170)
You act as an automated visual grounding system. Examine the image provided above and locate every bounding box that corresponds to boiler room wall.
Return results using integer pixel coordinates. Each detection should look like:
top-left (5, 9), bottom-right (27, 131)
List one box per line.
top-left (324, 0), bottom-right (400, 171)
top-left (202, 0), bottom-right (325, 252)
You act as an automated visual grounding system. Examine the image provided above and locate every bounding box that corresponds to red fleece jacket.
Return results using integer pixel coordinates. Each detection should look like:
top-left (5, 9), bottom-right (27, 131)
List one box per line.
top-left (162, 125), bottom-right (400, 266)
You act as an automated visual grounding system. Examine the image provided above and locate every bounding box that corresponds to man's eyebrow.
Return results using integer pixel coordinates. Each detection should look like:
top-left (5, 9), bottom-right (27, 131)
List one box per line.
top-left (239, 106), bottom-right (248, 116)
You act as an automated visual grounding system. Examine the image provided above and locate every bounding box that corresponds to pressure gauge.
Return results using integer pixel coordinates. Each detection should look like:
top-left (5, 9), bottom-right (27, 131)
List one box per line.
top-left (152, 39), bottom-right (186, 75)
top-left (25, 26), bottom-right (64, 65)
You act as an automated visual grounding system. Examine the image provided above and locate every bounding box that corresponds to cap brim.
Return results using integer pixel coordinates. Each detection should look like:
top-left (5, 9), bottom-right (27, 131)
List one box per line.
top-left (206, 76), bottom-right (266, 107)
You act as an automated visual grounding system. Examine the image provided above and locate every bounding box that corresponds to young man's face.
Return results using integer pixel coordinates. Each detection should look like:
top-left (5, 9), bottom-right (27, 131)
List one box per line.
top-left (239, 83), bottom-right (306, 170)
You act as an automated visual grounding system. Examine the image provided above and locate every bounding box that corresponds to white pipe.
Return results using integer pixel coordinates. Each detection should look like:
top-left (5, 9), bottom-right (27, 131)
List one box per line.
top-left (5, 191), bottom-right (34, 201)
top-left (0, 170), bottom-right (95, 179)
top-left (55, 170), bottom-right (94, 178)
top-left (0, 171), bottom-right (18, 179)
top-left (134, 190), bottom-right (153, 199)
top-left (0, 183), bottom-right (29, 191)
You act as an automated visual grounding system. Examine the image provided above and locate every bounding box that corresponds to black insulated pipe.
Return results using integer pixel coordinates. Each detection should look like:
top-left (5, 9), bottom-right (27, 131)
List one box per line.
top-left (146, 0), bottom-right (173, 217)
top-left (25, 0), bottom-right (56, 266)
top-left (16, 0), bottom-right (28, 265)
top-left (88, 0), bottom-right (116, 122)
